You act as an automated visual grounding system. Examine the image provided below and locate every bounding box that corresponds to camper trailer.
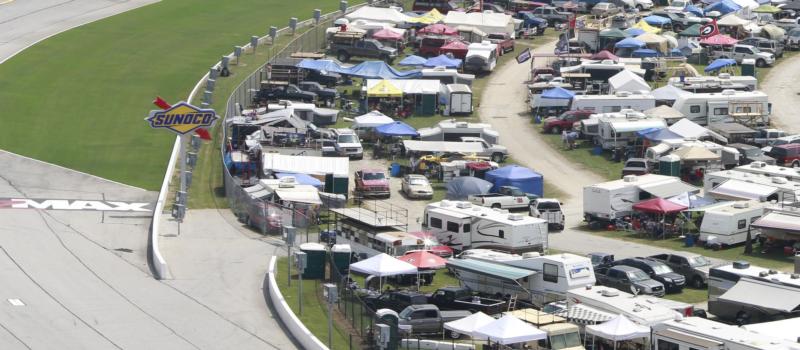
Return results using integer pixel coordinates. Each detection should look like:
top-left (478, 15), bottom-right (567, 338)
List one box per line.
top-left (652, 317), bottom-right (800, 350)
top-left (698, 201), bottom-right (765, 247)
top-left (420, 67), bottom-right (475, 86)
top-left (583, 174), bottom-right (699, 223)
top-left (439, 84), bottom-right (473, 115)
top-left (668, 73), bottom-right (758, 92)
top-left (703, 169), bottom-right (800, 203)
top-left (644, 140), bottom-right (740, 169)
top-left (733, 162), bottom-right (800, 182)
top-left (418, 119), bottom-right (498, 144)
top-left (423, 201), bottom-right (549, 253)
top-left (671, 90), bottom-right (771, 126)
top-left (708, 261), bottom-right (800, 324)
top-left (566, 286), bottom-right (681, 326)
top-left (595, 110), bottom-right (667, 150)
top-left (570, 92), bottom-right (656, 113)
top-left (464, 41), bottom-right (498, 72)
top-left (446, 253), bottom-right (595, 307)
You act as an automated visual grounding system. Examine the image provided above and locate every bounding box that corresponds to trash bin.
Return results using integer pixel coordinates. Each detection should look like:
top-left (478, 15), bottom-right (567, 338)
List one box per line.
top-left (685, 234), bottom-right (695, 247)
top-left (299, 242), bottom-right (327, 279)
top-left (592, 145), bottom-right (603, 156)
top-left (390, 162), bottom-right (401, 177)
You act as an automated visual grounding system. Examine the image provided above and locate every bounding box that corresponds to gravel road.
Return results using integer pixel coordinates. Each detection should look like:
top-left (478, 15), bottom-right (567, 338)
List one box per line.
top-left (760, 53), bottom-right (800, 132)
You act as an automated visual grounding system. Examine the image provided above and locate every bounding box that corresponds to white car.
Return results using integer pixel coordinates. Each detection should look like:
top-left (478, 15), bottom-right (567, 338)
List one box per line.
top-left (401, 174), bottom-right (433, 199)
top-left (664, 0), bottom-right (688, 13)
top-left (618, 0), bottom-right (653, 10)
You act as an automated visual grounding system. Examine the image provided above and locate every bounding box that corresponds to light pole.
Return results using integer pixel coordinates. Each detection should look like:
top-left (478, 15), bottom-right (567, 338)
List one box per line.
top-left (295, 251), bottom-right (307, 315)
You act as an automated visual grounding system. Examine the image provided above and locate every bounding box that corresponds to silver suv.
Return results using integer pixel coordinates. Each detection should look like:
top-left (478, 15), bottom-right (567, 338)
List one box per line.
top-left (332, 128), bottom-right (363, 159)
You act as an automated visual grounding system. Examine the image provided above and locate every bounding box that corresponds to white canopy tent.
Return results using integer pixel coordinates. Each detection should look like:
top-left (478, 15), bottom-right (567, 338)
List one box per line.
top-left (443, 11), bottom-right (515, 38)
top-left (651, 85), bottom-right (690, 102)
top-left (608, 69), bottom-right (651, 93)
top-left (717, 14), bottom-right (753, 27)
top-left (365, 79), bottom-right (441, 95)
top-left (473, 315), bottom-right (547, 345)
top-left (586, 315), bottom-right (651, 350)
top-left (349, 253), bottom-right (418, 290)
top-left (668, 118), bottom-right (728, 143)
top-left (262, 153), bottom-right (349, 177)
top-left (443, 312), bottom-right (495, 339)
top-left (352, 110), bottom-right (394, 129)
top-left (345, 6), bottom-right (410, 25)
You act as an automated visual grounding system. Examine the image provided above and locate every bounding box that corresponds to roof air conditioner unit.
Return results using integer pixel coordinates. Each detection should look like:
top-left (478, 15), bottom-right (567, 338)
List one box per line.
top-left (616, 91), bottom-right (631, 97)
top-left (721, 89), bottom-right (736, 95)
top-left (456, 122), bottom-right (468, 128)
top-left (733, 202), bottom-right (749, 209)
top-left (601, 289), bottom-right (619, 297)
top-left (750, 161), bottom-right (764, 168)
top-left (772, 177), bottom-right (788, 184)
top-left (719, 73), bottom-right (731, 79)
top-left (508, 214), bottom-right (524, 221)
top-left (623, 175), bottom-right (637, 182)
top-left (732, 261), bottom-right (750, 269)
top-left (441, 200), bottom-right (452, 207)
top-left (522, 252), bottom-right (540, 258)
top-left (759, 271), bottom-right (769, 277)
top-left (456, 202), bottom-right (472, 209)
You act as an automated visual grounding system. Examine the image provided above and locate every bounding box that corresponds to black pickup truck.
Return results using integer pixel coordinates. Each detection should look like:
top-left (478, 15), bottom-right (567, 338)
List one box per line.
top-left (329, 32), bottom-right (397, 63)
top-left (428, 287), bottom-right (506, 315)
top-left (363, 290), bottom-right (428, 312)
top-left (254, 83), bottom-right (316, 103)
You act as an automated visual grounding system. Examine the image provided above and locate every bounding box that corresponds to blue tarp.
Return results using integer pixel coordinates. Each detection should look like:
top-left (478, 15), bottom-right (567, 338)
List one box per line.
top-left (637, 127), bottom-right (682, 141)
top-left (685, 4), bottom-right (704, 16)
top-left (297, 59), bottom-right (422, 79)
top-left (624, 28), bottom-right (646, 36)
top-left (276, 173), bottom-right (324, 189)
top-left (705, 58), bottom-right (737, 72)
top-left (644, 15), bottom-right (671, 26)
top-left (669, 48), bottom-right (685, 57)
top-left (423, 54), bottom-right (462, 68)
top-left (633, 48), bottom-right (660, 57)
top-left (446, 177), bottom-right (493, 200)
top-left (705, 0), bottom-right (741, 15)
top-left (541, 86), bottom-right (575, 99)
top-left (398, 55), bottom-right (427, 66)
top-left (485, 165), bottom-right (543, 197)
top-left (615, 37), bottom-right (646, 48)
top-left (375, 121), bottom-right (419, 137)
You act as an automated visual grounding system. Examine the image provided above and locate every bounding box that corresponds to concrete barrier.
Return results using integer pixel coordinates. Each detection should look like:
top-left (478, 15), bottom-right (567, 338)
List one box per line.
top-left (267, 256), bottom-right (329, 350)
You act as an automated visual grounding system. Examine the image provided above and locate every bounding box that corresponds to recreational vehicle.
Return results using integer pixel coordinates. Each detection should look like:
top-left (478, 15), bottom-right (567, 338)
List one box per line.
top-left (264, 100), bottom-right (340, 125)
top-left (668, 73), bottom-right (758, 92)
top-left (464, 41), bottom-right (498, 72)
top-left (570, 92), bottom-right (656, 113)
top-left (708, 261), bottom-right (800, 324)
top-left (565, 286), bottom-right (681, 326)
top-left (528, 78), bottom-right (573, 112)
top-left (423, 201), bottom-right (549, 253)
top-left (418, 119), bottom-right (499, 145)
top-left (447, 253), bottom-right (595, 307)
top-left (733, 162), bottom-right (800, 182)
top-left (703, 169), bottom-right (800, 203)
top-left (671, 90), bottom-right (771, 126)
top-left (644, 140), bottom-right (740, 169)
top-left (420, 67), bottom-right (475, 86)
top-left (595, 110), bottom-right (667, 150)
top-left (698, 201), bottom-right (765, 247)
top-left (583, 174), bottom-right (698, 223)
top-left (652, 317), bottom-right (800, 350)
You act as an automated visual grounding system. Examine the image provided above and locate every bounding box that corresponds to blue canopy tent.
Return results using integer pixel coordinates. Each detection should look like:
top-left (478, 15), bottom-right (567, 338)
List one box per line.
top-left (398, 55), bottom-right (427, 66)
top-left (637, 127), bottom-right (682, 141)
top-left (669, 48), bottom-right (685, 57)
top-left (705, 0), bottom-right (741, 15)
top-left (685, 4), bottom-right (704, 16)
top-left (297, 59), bottom-right (422, 79)
top-left (275, 173), bottom-right (324, 189)
top-left (375, 121), bottom-right (419, 137)
top-left (541, 86), bottom-right (575, 99)
top-left (643, 15), bottom-right (671, 26)
top-left (485, 165), bottom-right (544, 197)
top-left (704, 58), bottom-right (737, 72)
top-left (423, 54), bottom-right (462, 68)
top-left (633, 48), bottom-right (660, 57)
top-left (624, 28), bottom-right (646, 36)
top-left (615, 37), bottom-right (646, 48)
top-left (446, 177), bottom-right (493, 200)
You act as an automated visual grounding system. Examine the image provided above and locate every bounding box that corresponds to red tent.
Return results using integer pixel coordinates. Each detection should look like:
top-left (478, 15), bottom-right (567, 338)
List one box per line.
top-left (632, 198), bottom-right (688, 214)
top-left (419, 23), bottom-right (458, 36)
top-left (372, 28), bottom-right (404, 41)
top-left (700, 34), bottom-right (738, 46)
top-left (591, 50), bottom-right (619, 61)
top-left (397, 251), bottom-right (448, 269)
top-left (439, 40), bottom-right (469, 59)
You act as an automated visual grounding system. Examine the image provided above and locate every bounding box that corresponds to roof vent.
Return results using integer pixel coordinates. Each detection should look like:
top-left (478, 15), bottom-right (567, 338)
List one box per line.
top-left (791, 274), bottom-right (799, 279)
top-left (721, 89), bottom-right (736, 95)
top-left (759, 271), bottom-right (769, 277)
top-left (616, 91), bottom-right (631, 97)
top-left (750, 161), bottom-right (765, 168)
top-left (769, 269), bottom-right (778, 275)
top-left (719, 73), bottom-right (731, 79)
top-left (772, 177), bottom-right (788, 184)
top-left (508, 214), bottom-right (524, 221)
top-left (733, 202), bottom-right (749, 209)
top-left (522, 252), bottom-right (541, 258)
top-left (440, 200), bottom-right (452, 207)
top-left (623, 175), bottom-right (637, 182)
top-left (456, 202), bottom-right (472, 209)
top-left (601, 289), bottom-right (619, 297)
top-left (732, 261), bottom-right (750, 269)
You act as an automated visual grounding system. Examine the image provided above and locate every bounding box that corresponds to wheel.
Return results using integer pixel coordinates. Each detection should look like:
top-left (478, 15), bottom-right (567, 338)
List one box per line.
top-left (793, 160), bottom-right (800, 168)
top-left (491, 153), bottom-right (504, 162)
top-left (510, 45), bottom-right (515, 52)
top-left (449, 331), bottom-right (461, 339)
top-left (491, 203), bottom-right (501, 209)
top-left (756, 59), bottom-right (766, 67)
top-left (691, 276), bottom-right (704, 288)
top-left (337, 51), bottom-right (350, 62)
top-left (551, 126), bottom-right (562, 134)
top-left (636, 4), bottom-right (643, 10)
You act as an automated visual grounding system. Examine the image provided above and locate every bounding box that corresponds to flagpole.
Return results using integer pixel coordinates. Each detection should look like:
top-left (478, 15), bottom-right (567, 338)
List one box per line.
top-left (179, 133), bottom-right (188, 223)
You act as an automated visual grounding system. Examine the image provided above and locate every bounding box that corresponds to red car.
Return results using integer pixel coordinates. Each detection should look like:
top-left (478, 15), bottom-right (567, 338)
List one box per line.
top-left (766, 143), bottom-right (800, 167)
top-left (354, 169), bottom-right (391, 198)
top-left (542, 109), bottom-right (594, 134)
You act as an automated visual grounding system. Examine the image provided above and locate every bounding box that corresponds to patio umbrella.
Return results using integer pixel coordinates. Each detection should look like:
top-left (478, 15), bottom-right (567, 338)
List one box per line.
top-left (445, 176), bottom-right (493, 200)
top-left (700, 33), bottom-right (739, 45)
top-left (704, 58), bottom-right (737, 72)
top-left (397, 251), bottom-right (447, 269)
top-left (375, 121), bottom-right (419, 137)
top-left (633, 198), bottom-right (688, 214)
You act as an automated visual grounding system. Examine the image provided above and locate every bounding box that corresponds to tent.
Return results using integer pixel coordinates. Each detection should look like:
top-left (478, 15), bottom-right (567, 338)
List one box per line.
top-left (353, 110), bottom-right (394, 128)
top-left (275, 173), bottom-right (324, 189)
top-left (669, 118), bottom-right (727, 142)
top-left (668, 193), bottom-right (716, 209)
top-left (375, 121), bottom-right (419, 137)
top-left (717, 14), bottom-right (751, 27)
top-left (445, 176), bottom-right (493, 200)
top-left (439, 40), bottom-right (470, 59)
top-left (645, 105), bottom-right (685, 121)
top-left (406, 8), bottom-right (445, 24)
top-left (297, 59), bottom-right (422, 80)
top-left (398, 55), bottom-right (427, 66)
top-left (608, 69), bottom-right (651, 93)
top-left (591, 50), bottom-right (620, 61)
top-left (705, 0), bottom-right (741, 15)
top-left (638, 127), bottom-right (683, 141)
top-left (397, 251), bottom-right (447, 269)
top-left (672, 146), bottom-right (720, 161)
top-left (614, 37), bottom-right (646, 49)
top-left (541, 86), bottom-right (575, 99)
top-left (632, 20), bottom-right (661, 34)
top-left (473, 315), bottom-right (547, 345)
top-left (372, 28), bottom-right (404, 41)
top-left (644, 15), bottom-right (671, 26)
top-left (345, 6), bottom-right (410, 25)
top-left (704, 58), bottom-right (737, 72)
top-left (419, 23), bottom-right (459, 36)
top-left (367, 79), bottom-right (403, 97)
top-left (633, 198), bottom-right (688, 214)
top-left (443, 312), bottom-right (495, 339)
top-left (700, 33), bottom-right (739, 45)
top-left (650, 86), bottom-right (690, 102)
top-left (485, 165), bottom-right (543, 197)
top-left (586, 315), bottom-right (650, 344)
top-left (685, 4), bottom-right (704, 16)
top-left (633, 48), bottom-right (660, 57)
top-left (754, 4), bottom-right (781, 12)
top-left (423, 54), bottom-right (462, 68)
top-left (624, 27), bottom-right (646, 36)
top-left (349, 253), bottom-right (418, 277)
top-left (678, 24), bottom-right (701, 37)
top-left (636, 32), bottom-right (669, 53)
top-left (443, 11), bottom-right (516, 38)
top-left (600, 28), bottom-right (628, 39)
top-left (761, 24), bottom-right (786, 41)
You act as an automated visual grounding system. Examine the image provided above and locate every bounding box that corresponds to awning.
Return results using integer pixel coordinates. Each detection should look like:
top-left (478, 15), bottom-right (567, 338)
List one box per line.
top-left (275, 188), bottom-right (322, 205)
top-left (640, 181), bottom-right (698, 198)
top-left (709, 179), bottom-right (777, 200)
top-left (718, 279), bottom-right (800, 313)
top-left (446, 258), bottom-right (536, 282)
top-left (752, 212), bottom-right (800, 237)
top-left (562, 304), bottom-right (615, 325)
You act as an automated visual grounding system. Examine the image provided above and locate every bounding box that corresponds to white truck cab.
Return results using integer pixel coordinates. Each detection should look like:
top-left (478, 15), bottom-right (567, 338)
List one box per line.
top-left (530, 198), bottom-right (565, 231)
top-left (332, 128), bottom-right (363, 159)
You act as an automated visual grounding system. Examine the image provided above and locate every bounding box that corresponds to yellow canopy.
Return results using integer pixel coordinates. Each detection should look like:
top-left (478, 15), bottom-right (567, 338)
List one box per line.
top-left (367, 80), bottom-right (403, 97)
top-left (633, 20), bottom-right (661, 34)
top-left (406, 9), bottom-right (444, 24)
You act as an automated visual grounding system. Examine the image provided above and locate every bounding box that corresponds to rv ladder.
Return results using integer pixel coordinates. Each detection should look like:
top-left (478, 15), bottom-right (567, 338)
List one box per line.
top-left (507, 295), bottom-right (518, 312)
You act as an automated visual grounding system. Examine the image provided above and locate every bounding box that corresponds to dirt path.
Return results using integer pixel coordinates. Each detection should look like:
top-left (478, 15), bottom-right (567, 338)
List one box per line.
top-left (761, 53), bottom-right (800, 132)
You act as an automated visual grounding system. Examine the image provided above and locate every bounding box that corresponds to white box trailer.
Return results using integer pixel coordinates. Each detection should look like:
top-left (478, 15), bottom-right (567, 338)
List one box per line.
top-left (465, 41), bottom-right (498, 72)
top-left (652, 317), bottom-right (800, 350)
top-left (671, 89), bottom-right (771, 126)
top-left (583, 174), bottom-right (699, 223)
top-left (570, 92), bottom-right (656, 113)
top-left (439, 84), bottom-right (473, 115)
top-left (423, 200), bottom-right (548, 253)
top-left (566, 286), bottom-right (681, 327)
top-left (418, 119), bottom-right (497, 144)
top-left (698, 200), bottom-right (765, 246)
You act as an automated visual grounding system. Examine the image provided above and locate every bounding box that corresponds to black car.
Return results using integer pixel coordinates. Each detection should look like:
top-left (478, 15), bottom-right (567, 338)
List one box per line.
top-left (613, 257), bottom-right (686, 293)
top-left (728, 143), bottom-right (776, 165)
top-left (304, 69), bottom-right (341, 87)
top-left (298, 81), bottom-right (338, 103)
top-left (363, 291), bottom-right (428, 312)
top-left (254, 83), bottom-right (317, 103)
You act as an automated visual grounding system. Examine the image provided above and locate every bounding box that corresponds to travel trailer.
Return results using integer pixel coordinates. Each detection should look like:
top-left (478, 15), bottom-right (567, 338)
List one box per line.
top-left (668, 73), bottom-right (758, 92)
top-left (671, 90), bottom-right (771, 126)
top-left (698, 201), bottom-right (765, 247)
top-left (464, 41), bottom-right (498, 72)
top-left (264, 100), bottom-right (340, 125)
top-left (595, 110), bottom-right (667, 150)
top-left (583, 174), bottom-right (698, 223)
top-left (733, 162), bottom-right (800, 182)
top-left (446, 252), bottom-right (595, 307)
top-left (570, 92), bottom-right (656, 113)
top-left (708, 261), bottom-right (800, 324)
top-left (560, 59), bottom-right (645, 82)
top-left (652, 317), bottom-right (800, 350)
top-left (420, 67), bottom-right (475, 86)
top-left (423, 201), bottom-right (549, 253)
top-left (418, 119), bottom-right (499, 145)
top-left (644, 140), bottom-right (740, 169)
top-left (565, 286), bottom-right (681, 326)
top-left (703, 169), bottom-right (800, 203)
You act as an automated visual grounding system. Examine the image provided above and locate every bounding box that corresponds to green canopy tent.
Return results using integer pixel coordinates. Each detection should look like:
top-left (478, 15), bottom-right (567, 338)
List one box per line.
top-left (753, 4), bottom-right (781, 13)
top-left (599, 28), bottom-right (628, 52)
top-left (678, 24), bottom-right (701, 37)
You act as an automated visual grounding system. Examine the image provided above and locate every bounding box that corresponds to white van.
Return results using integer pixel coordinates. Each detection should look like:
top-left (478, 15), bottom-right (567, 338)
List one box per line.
top-left (331, 128), bottom-right (364, 159)
top-left (699, 201), bottom-right (764, 247)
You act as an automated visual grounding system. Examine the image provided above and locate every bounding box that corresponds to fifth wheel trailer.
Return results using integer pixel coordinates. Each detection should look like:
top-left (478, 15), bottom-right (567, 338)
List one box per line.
top-left (583, 174), bottom-right (699, 223)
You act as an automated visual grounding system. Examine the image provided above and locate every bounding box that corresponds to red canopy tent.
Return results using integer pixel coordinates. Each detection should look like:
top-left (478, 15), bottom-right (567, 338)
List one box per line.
top-left (439, 40), bottom-right (469, 59)
top-left (633, 198), bottom-right (688, 214)
top-left (397, 251), bottom-right (448, 269)
top-left (700, 34), bottom-right (739, 46)
top-left (419, 23), bottom-right (458, 36)
top-left (372, 28), bottom-right (404, 41)
top-left (591, 50), bottom-right (619, 61)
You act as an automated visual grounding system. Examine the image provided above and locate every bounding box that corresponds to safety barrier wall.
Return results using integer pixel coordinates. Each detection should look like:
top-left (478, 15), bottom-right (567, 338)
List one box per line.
top-left (267, 256), bottom-right (329, 350)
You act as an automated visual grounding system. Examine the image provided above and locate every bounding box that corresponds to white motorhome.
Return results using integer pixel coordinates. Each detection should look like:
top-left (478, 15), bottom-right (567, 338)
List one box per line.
top-left (708, 261), bottom-right (800, 324)
top-left (423, 201), bottom-right (549, 253)
top-left (566, 286), bottom-right (680, 326)
top-left (734, 162), bottom-right (800, 182)
top-left (570, 92), bottom-right (656, 113)
top-left (703, 169), bottom-right (800, 203)
top-left (464, 41), bottom-right (498, 72)
top-left (447, 253), bottom-right (595, 307)
top-left (372, 231), bottom-right (425, 257)
top-left (668, 73), bottom-right (758, 92)
top-left (671, 90), bottom-right (771, 126)
top-left (595, 110), bottom-right (667, 150)
top-left (652, 317), bottom-right (800, 350)
top-left (418, 119), bottom-right (499, 145)
top-left (583, 174), bottom-right (699, 223)
top-left (420, 67), bottom-right (475, 86)
top-left (698, 200), bottom-right (765, 246)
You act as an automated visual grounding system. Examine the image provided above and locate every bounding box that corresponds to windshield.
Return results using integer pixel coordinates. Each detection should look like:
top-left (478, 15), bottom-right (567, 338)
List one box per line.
top-left (337, 134), bottom-right (358, 143)
top-left (627, 161), bottom-right (646, 168)
top-left (399, 308), bottom-right (413, 319)
top-left (364, 172), bottom-right (385, 180)
top-left (409, 178), bottom-right (428, 186)
top-left (773, 139), bottom-right (789, 146)
top-left (537, 202), bottom-right (561, 210)
top-left (743, 148), bottom-right (762, 157)
top-left (688, 255), bottom-right (711, 267)
top-left (651, 264), bottom-right (674, 274)
top-left (750, 46), bottom-right (762, 53)
top-left (509, 188), bottom-right (525, 196)
top-left (628, 270), bottom-right (650, 281)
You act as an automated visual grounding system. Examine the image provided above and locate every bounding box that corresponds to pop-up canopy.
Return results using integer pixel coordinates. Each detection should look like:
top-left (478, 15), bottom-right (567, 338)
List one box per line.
top-left (375, 121), bottom-right (419, 137)
top-left (349, 253), bottom-right (418, 277)
top-left (633, 197), bottom-right (688, 214)
top-left (473, 315), bottom-right (547, 345)
top-left (443, 312), bottom-right (495, 339)
top-left (586, 315), bottom-right (650, 341)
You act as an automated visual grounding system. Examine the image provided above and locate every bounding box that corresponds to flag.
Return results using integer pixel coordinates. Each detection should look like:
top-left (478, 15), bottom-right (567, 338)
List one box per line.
top-left (699, 19), bottom-right (719, 39)
top-left (516, 48), bottom-right (531, 64)
top-left (153, 96), bottom-right (171, 109)
top-left (195, 128), bottom-right (212, 141)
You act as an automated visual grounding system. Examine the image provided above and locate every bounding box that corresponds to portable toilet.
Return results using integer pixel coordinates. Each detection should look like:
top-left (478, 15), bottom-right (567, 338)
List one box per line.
top-left (659, 154), bottom-right (681, 177)
top-left (441, 84), bottom-right (473, 115)
top-left (299, 242), bottom-right (327, 279)
top-left (741, 58), bottom-right (756, 77)
top-left (331, 244), bottom-right (352, 273)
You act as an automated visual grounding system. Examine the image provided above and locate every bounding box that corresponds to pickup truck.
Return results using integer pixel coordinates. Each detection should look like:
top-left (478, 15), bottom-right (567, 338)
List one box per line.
top-left (710, 44), bottom-right (775, 68)
top-left (650, 11), bottom-right (708, 32)
top-left (397, 304), bottom-right (472, 335)
top-left (298, 81), bottom-right (338, 103)
top-left (354, 169), bottom-right (390, 198)
top-left (739, 37), bottom-right (784, 58)
top-left (329, 37), bottom-right (397, 63)
top-left (428, 287), bottom-right (506, 315)
top-left (514, 12), bottom-right (548, 37)
top-left (404, 137), bottom-right (509, 162)
top-left (594, 265), bottom-right (666, 297)
top-left (486, 33), bottom-right (515, 54)
top-left (254, 84), bottom-right (317, 103)
top-left (621, 158), bottom-right (649, 177)
top-left (529, 6), bottom-right (571, 26)
top-left (469, 186), bottom-right (535, 209)
top-left (363, 291), bottom-right (429, 312)
top-left (461, 136), bottom-right (508, 162)
top-left (746, 128), bottom-right (787, 147)
top-left (529, 198), bottom-right (565, 231)
top-left (542, 110), bottom-right (593, 134)
top-left (649, 252), bottom-right (713, 288)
